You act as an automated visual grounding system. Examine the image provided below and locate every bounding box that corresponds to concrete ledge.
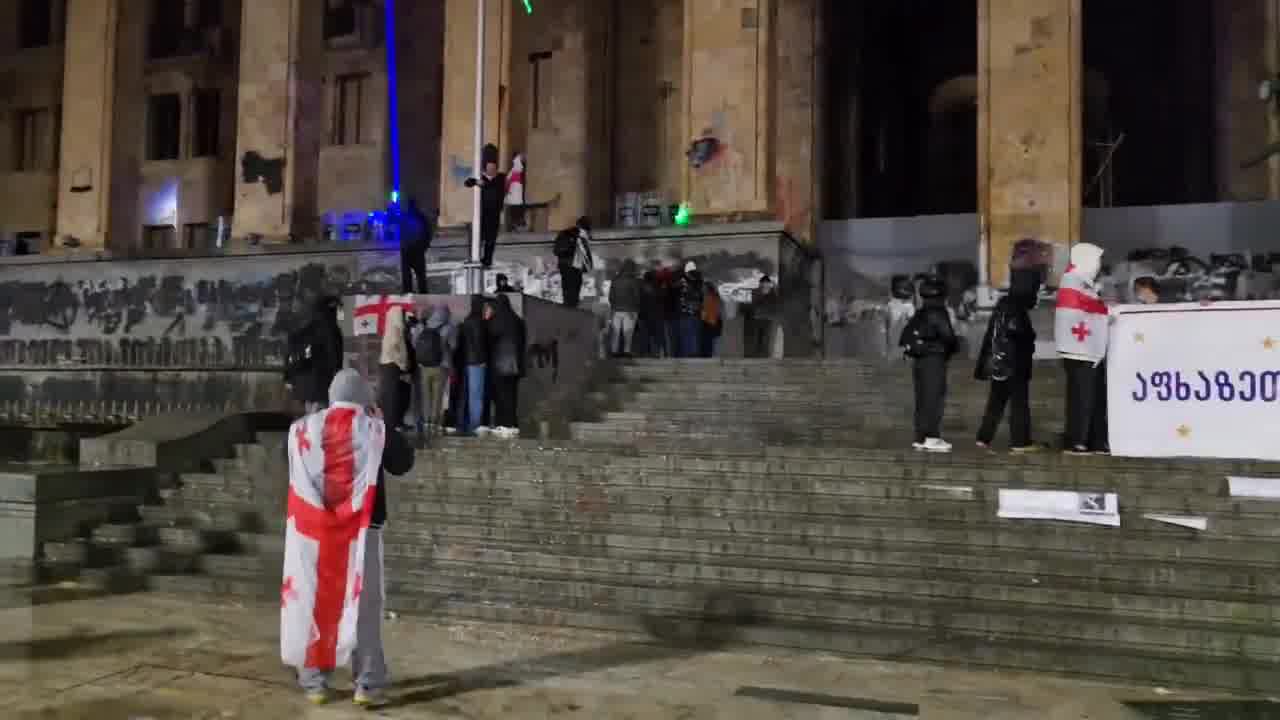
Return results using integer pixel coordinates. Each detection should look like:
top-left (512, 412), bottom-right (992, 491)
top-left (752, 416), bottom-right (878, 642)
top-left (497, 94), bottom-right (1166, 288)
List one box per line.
top-left (79, 410), bottom-right (290, 471)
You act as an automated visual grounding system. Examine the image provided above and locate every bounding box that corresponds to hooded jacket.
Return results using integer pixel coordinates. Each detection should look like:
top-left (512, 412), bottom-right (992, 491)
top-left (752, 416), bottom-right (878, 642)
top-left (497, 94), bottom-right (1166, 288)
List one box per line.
top-left (297, 296), bottom-right (344, 405)
top-left (425, 305), bottom-right (457, 371)
top-left (460, 295), bottom-right (490, 367)
top-left (608, 261), bottom-right (642, 313)
top-left (327, 369), bottom-right (413, 528)
top-left (488, 294), bottom-right (527, 377)
top-left (1054, 243), bottom-right (1109, 363)
top-left (380, 307), bottom-right (410, 372)
top-left (976, 269), bottom-right (1040, 381)
top-left (678, 270), bottom-right (705, 317)
top-left (505, 154), bottom-right (525, 206)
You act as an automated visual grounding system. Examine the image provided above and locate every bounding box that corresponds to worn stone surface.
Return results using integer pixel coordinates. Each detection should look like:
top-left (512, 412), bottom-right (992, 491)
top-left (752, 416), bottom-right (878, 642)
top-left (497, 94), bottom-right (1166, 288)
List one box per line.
top-left (0, 592), bottom-right (1196, 718)
top-left (979, 0), bottom-right (1082, 287)
top-left (231, 0), bottom-right (325, 242)
top-left (1213, 0), bottom-right (1276, 202)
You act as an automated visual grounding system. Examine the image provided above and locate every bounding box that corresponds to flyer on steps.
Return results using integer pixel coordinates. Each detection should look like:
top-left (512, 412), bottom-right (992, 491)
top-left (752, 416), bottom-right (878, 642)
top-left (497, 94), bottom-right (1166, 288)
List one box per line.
top-left (997, 489), bottom-right (1120, 527)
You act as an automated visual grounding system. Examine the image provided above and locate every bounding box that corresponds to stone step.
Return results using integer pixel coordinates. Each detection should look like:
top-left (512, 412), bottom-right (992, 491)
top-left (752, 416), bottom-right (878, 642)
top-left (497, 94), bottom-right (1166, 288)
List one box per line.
top-left (383, 533), bottom-right (1280, 598)
top-left (379, 512), bottom-right (1280, 566)
top-left (409, 548), bottom-right (1280, 631)
top-left (399, 474), bottom-right (1278, 521)
top-left (390, 568), bottom-right (1280, 663)
top-left (123, 546), bottom-right (199, 575)
top-left (567, 423), bottom-right (1030, 447)
top-left (91, 523), bottom-right (159, 547)
top-left (40, 540), bottom-right (120, 569)
top-left (391, 593), bottom-right (1279, 693)
top-left (613, 393), bottom-right (1066, 413)
top-left (392, 495), bottom-right (1280, 543)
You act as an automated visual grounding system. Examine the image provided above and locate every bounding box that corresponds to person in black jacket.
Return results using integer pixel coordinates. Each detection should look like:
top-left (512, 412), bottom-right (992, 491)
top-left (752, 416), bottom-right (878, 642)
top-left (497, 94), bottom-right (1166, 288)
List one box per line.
top-left (398, 197), bottom-right (433, 294)
top-left (463, 144), bottom-right (505, 267)
top-left (459, 295), bottom-right (491, 435)
top-left (487, 295), bottom-right (526, 437)
top-left (288, 296), bottom-right (344, 414)
top-left (975, 268), bottom-right (1041, 452)
top-left (899, 275), bottom-right (958, 452)
top-left (675, 261), bottom-right (704, 358)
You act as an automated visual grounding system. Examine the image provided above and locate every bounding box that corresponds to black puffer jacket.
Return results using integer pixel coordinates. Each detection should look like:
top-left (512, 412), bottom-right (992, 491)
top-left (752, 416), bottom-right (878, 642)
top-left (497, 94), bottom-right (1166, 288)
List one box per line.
top-left (901, 298), bottom-right (958, 358)
top-left (488, 295), bottom-right (527, 377)
top-left (976, 269), bottom-right (1040, 381)
top-left (678, 271), bottom-right (704, 317)
top-left (295, 296), bottom-right (343, 405)
top-left (460, 295), bottom-right (490, 366)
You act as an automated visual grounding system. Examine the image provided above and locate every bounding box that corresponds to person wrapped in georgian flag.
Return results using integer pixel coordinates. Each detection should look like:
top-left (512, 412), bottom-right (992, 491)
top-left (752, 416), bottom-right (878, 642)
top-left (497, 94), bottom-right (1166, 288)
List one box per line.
top-left (505, 152), bottom-right (527, 231)
top-left (1054, 242), bottom-right (1112, 454)
top-left (282, 369), bottom-right (413, 706)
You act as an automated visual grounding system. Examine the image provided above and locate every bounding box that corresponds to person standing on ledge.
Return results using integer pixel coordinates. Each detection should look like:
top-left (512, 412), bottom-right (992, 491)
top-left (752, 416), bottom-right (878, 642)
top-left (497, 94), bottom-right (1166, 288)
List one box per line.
top-left (554, 217), bottom-right (594, 308)
top-left (398, 197), bottom-right (432, 294)
top-left (464, 144), bottom-right (506, 268)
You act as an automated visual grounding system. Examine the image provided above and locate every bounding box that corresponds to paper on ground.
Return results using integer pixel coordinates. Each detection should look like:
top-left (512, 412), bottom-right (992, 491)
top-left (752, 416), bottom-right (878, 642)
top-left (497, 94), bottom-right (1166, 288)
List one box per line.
top-left (997, 489), bottom-right (1120, 527)
top-left (1227, 476), bottom-right (1280, 499)
top-left (1142, 514), bottom-right (1208, 531)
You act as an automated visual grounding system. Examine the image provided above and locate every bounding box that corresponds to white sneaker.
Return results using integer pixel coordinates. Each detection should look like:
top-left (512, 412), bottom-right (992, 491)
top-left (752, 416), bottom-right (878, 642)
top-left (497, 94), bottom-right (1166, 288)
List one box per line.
top-left (495, 426), bottom-right (520, 438)
top-left (475, 426), bottom-right (492, 436)
top-left (912, 441), bottom-right (927, 451)
top-left (923, 438), bottom-right (953, 453)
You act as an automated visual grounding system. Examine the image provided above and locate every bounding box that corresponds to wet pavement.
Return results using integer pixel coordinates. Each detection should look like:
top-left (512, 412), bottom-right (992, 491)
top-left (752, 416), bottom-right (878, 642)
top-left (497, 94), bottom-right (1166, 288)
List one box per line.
top-left (0, 585), bottom-right (1252, 719)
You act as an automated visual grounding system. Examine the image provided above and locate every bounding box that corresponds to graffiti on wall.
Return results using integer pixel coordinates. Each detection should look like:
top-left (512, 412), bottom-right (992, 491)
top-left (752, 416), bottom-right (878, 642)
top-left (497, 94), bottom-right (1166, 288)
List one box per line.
top-left (0, 254), bottom-right (400, 367)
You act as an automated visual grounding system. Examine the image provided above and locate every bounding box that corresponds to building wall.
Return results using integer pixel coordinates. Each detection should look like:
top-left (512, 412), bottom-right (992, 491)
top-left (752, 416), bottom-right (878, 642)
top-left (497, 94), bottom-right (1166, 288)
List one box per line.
top-left (0, 7), bottom-right (64, 243)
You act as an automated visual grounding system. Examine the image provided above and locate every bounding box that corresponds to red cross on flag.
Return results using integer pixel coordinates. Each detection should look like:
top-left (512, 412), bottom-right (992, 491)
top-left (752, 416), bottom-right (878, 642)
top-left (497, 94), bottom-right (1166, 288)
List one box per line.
top-left (1054, 265), bottom-right (1110, 362)
top-left (280, 404), bottom-right (385, 671)
top-left (353, 294), bottom-right (415, 336)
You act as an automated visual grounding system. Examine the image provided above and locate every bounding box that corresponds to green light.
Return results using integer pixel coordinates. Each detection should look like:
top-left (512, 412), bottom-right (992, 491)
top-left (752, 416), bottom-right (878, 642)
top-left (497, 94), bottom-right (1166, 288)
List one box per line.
top-left (674, 203), bottom-right (692, 226)
top-left (523, 0), bottom-right (532, 14)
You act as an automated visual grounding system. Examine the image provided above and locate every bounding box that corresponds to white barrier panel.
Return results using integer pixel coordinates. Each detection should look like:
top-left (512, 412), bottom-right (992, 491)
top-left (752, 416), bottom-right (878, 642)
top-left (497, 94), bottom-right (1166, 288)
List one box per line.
top-left (1108, 301), bottom-right (1280, 461)
top-left (997, 489), bottom-right (1120, 527)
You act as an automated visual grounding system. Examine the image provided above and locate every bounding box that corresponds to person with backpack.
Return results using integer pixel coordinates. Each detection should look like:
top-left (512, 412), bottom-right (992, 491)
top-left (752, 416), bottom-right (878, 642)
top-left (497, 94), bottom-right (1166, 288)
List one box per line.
top-left (554, 217), bottom-right (594, 308)
top-left (285, 296), bottom-right (344, 414)
top-left (415, 305), bottom-right (454, 437)
top-left (487, 295), bottom-right (527, 437)
top-left (974, 268), bottom-right (1041, 452)
top-left (899, 275), bottom-right (958, 453)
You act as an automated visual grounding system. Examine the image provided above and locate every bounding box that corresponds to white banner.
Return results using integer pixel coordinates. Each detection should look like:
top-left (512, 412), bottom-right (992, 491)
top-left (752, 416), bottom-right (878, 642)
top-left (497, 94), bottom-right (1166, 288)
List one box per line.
top-left (997, 489), bottom-right (1120, 527)
top-left (1108, 301), bottom-right (1280, 461)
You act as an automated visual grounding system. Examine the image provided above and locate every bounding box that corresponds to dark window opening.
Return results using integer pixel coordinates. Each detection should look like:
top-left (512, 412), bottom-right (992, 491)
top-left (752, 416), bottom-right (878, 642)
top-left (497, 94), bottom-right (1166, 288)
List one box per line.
top-left (19, 0), bottom-right (53, 49)
top-left (14, 232), bottom-right (41, 255)
top-left (183, 223), bottom-right (213, 249)
top-left (191, 0), bottom-right (221, 29)
top-left (147, 94), bottom-right (182, 161)
top-left (530, 51), bottom-right (553, 130)
top-left (325, 0), bottom-right (357, 39)
top-left (142, 225), bottom-right (176, 250)
top-left (331, 74), bottom-right (366, 146)
top-left (14, 108), bottom-right (54, 172)
top-left (822, 0), bottom-right (978, 219)
top-left (148, 0), bottom-right (185, 58)
top-left (1083, 0), bottom-right (1215, 207)
top-left (192, 89), bottom-right (220, 157)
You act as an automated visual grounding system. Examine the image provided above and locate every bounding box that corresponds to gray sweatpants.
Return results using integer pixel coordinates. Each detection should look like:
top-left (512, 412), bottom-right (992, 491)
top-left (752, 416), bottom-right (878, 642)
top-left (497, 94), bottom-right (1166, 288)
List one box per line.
top-left (297, 528), bottom-right (388, 692)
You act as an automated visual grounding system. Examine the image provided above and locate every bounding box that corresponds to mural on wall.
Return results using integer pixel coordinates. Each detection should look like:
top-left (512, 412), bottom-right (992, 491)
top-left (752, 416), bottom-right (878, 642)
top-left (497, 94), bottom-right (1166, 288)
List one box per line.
top-left (0, 253), bottom-right (401, 367)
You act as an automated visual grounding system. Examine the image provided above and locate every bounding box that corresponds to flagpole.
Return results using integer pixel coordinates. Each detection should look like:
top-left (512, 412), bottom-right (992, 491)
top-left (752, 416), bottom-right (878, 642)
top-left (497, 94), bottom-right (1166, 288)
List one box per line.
top-left (466, 0), bottom-right (486, 295)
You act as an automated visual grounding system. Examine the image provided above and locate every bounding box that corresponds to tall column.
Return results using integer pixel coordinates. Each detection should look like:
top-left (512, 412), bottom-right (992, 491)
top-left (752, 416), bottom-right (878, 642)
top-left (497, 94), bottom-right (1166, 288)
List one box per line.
top-left (978, 0), bottom-right (1083, 288)
top-left (682, 0), bottom-right (772, 216)
top-left (231, 0), bottom-right (324, 243)
top-left (438, 0), bottom-right (510, 227)
top-left (55, 0), bottom-right (121, 251)
top-left (773, 0), bottom-right (821, 244)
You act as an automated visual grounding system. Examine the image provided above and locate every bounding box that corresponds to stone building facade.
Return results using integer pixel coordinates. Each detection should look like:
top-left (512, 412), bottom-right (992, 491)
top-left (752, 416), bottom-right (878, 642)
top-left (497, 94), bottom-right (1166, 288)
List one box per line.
top-left (0, 0), bottom-right (1277, 289)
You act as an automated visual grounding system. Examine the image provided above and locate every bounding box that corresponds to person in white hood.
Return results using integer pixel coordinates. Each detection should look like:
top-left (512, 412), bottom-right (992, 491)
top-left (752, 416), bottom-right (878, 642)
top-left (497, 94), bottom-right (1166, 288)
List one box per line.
top-left (1054, 242), bottom-right (1110, 455)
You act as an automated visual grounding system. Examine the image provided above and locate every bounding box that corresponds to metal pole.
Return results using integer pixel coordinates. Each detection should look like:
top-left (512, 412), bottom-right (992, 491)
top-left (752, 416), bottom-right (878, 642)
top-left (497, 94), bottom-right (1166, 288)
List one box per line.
top-left (467, 0), bottom-right (487, 294)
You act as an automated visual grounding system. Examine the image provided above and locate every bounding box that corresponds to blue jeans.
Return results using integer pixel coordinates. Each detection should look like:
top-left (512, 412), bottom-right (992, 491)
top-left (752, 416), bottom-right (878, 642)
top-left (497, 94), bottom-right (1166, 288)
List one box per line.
top-left (466, 365), bottom-right (487, 433)
top-left (678, 316), bottom-right (701, 358)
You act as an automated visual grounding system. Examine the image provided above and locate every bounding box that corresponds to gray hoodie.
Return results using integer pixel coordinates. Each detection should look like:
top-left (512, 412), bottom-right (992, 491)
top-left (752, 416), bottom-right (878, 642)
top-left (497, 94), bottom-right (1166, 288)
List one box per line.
top-left (425, 305), bottom-right (458, 370)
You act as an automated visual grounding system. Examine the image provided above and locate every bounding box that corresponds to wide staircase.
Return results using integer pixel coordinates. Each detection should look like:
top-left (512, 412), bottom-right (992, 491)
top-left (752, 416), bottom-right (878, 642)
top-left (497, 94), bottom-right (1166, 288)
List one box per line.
top-left (39, 359), bottom-right (1280, 692)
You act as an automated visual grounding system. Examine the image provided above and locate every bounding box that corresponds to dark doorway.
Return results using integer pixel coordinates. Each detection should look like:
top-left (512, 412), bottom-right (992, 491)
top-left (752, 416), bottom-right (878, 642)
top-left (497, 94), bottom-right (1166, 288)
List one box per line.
top-left (823, 0), bottom-right (978, 219)
top-left (1083, 0), bottom-right (1215, 207)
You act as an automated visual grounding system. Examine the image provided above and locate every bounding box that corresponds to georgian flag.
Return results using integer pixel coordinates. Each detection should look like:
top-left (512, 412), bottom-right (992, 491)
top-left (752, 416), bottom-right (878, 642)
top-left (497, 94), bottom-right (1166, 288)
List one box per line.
top-left (1054, 266), bottom-right (1110, 362)
top-left (280, 403), bottom-right (385, 670)
top-left (353, 294), bottom-right (414, 336)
